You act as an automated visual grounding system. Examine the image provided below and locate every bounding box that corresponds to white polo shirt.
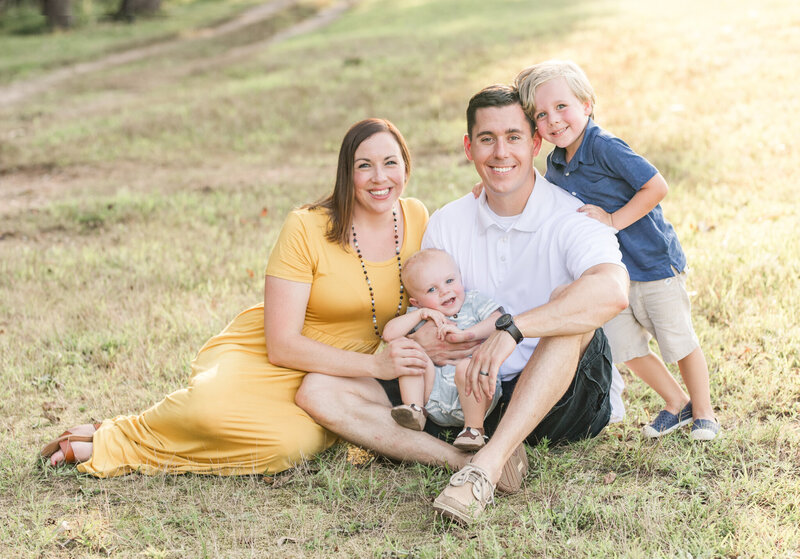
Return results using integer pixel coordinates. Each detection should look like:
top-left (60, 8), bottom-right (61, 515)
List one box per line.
top-left (422, 169), bottom-right (624, 381)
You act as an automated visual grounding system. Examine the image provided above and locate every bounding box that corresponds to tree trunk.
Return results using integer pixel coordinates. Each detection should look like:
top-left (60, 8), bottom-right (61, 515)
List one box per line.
top-left (41, 0), bottom-right (72, 29)
top-left (115, 0), bottom-right (161, 22)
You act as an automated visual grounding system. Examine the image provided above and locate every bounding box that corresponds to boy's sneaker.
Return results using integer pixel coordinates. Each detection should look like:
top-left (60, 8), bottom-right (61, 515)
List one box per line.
top-left (642, 401), bottom-right (693, 438)
top-left (453, 427), bottom-right (488, 451)
top-left (690, 418), bottom-right (720, 441)
top-left (390, 404), bottom-right (426, 431)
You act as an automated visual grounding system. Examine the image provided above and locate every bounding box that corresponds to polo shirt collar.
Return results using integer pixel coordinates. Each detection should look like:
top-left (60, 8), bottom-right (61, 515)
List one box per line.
top-left (475, 169), bottom-right (548, 233)
top-left (549, 118), bottom-right (599, 170)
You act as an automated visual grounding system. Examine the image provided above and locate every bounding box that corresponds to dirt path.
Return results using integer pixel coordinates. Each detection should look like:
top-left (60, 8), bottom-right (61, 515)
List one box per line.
top-left (0, 0), bottom-right (354, 107)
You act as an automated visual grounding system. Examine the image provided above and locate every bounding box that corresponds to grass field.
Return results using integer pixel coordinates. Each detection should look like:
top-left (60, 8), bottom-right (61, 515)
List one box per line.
top-left (1, 0), bottom-right (799, 557)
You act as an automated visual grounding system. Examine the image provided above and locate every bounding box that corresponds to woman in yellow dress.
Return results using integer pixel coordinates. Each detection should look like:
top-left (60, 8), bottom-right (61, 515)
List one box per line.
top-left (41, 118), bottom-right (432, 477)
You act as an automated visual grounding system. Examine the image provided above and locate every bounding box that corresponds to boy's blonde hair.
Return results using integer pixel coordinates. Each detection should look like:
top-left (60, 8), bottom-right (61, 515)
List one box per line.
top-left (515, 60), bottom-right (596, 121)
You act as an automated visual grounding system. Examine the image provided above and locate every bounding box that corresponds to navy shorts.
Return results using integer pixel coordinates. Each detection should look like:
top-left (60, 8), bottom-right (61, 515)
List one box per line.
top-left (379, 328), bottom-right (612, 444)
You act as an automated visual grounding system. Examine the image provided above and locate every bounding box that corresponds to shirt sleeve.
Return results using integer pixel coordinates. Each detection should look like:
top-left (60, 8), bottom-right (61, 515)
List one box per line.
top-left (421, 208), bottom-right (444, 251)
top-left (470, 291), bottom-right (502, 321)
top-left (265, 210), bottom-right (316, 283)
top-left (594, 135), bottom-right (658, 191)
top-left (560, 214), bottom-right (625, 280)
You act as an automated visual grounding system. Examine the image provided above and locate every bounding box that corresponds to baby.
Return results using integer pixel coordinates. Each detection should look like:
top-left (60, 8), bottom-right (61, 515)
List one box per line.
top-left (382, 248), bottom-right (504, 450)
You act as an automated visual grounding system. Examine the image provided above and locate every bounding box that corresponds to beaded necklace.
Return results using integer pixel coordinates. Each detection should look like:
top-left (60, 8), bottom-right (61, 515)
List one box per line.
top-left (351, 208), bottom-right (404, 338)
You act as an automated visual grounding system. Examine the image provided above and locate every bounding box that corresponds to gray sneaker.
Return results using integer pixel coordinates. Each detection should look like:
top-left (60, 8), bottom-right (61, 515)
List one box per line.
top-left (689, 418), bottom-right (720, 441)
top-left (642, 401), bottom-right (693, 438)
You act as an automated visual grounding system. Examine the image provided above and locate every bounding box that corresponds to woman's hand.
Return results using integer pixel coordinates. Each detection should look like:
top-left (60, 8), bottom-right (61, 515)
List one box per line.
top-left (373, 337), bottom-right (429, 380)
top-left (472, 180), bottom-right (484, 199)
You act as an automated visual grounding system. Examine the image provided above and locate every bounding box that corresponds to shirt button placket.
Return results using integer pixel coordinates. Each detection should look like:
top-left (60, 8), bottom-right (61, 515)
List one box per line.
top-left (497, 235), bottom-right (510, 283)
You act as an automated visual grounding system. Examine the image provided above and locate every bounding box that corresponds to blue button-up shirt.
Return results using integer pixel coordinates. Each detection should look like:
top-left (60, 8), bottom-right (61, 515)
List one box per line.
top-left (545, 119), bottom-right (686, 281)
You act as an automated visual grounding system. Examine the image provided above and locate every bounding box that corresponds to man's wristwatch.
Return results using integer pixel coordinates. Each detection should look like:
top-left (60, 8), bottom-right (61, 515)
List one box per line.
top-left (495, 313), bottom-right (523, 344)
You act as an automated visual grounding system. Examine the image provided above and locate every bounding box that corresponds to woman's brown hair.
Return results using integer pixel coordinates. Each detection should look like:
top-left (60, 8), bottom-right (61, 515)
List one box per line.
top-left (308, 118), bottom-right (411, 246)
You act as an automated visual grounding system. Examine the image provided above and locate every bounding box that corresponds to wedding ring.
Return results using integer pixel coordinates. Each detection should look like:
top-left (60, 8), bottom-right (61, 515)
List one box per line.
top-left (478, 371), bottom-right (489, 377)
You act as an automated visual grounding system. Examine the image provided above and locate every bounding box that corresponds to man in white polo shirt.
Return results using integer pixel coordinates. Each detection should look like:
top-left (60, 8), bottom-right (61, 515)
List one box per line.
top-left (295, 84), bottom-right (629, 526)
top-left (422, 84), bottom-right (629, 524)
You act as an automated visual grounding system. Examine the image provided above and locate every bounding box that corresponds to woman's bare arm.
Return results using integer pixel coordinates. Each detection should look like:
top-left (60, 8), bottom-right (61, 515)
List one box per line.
top-left (263, 276), bottom-right (427, 380)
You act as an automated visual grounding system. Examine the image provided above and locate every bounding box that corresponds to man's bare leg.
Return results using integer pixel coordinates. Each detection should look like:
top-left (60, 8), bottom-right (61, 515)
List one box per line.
top-left (469, 330), bottom-right (595, 483)
top-left (296, 373), bottom-right (468, 468)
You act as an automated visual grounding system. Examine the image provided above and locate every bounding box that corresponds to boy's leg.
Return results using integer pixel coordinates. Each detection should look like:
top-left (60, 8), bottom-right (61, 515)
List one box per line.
top-left (392, 358), bottom-right (436, 431)
top-left (398, 362), bottom-right (429, 407)
top-left (677, 346), bottom-right (714, 420)
top-left (454, 358), bottom-right (490, 430)
top-left (625, 352), bottom-right (688, 414)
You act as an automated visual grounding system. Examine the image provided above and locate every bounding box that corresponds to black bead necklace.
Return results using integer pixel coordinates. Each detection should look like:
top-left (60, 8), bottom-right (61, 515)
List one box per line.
top-left (351, 208), bottom-right (404, 338)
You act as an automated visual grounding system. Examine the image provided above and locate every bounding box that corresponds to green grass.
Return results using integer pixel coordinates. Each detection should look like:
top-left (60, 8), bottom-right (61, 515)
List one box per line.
top-left (0, 0), bottom-right (274, 84)
top-left (2, 0), bottom-right (800, 556)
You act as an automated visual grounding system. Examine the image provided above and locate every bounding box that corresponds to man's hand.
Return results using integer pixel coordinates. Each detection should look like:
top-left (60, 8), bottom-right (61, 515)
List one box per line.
top-left (409, 320), bottom-right (479, 366)
top-left (464, 330), bottom-right (517, 403)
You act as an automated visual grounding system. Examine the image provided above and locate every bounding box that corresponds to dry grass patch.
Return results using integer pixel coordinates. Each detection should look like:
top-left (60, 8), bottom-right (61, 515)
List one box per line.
top-left (1, 0), bottom-right (799, 556)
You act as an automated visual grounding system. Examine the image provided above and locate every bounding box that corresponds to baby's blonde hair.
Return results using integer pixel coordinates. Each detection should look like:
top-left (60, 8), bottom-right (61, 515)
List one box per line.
top-left (515, 60), bottom-right (596, 121)
top-left (401, 248), bottom-right (456, 297)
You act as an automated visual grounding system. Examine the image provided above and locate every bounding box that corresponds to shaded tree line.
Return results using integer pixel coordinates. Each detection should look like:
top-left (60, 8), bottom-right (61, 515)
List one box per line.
top-left (0, 0), bottom-right (162, 30)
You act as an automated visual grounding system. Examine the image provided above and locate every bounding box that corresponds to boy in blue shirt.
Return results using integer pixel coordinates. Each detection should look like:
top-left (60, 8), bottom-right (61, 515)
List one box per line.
top-left (514, 60), bottom-right (719, 440)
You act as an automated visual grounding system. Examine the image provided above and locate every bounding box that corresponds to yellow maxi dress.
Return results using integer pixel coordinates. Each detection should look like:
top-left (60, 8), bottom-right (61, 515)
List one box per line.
top-left (78, 198), bottom-right (429, 478)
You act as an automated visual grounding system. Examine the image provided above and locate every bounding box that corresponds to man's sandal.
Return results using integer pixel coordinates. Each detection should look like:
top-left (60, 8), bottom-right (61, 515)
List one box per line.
top-left (40, 423), bottom-right (101, 465)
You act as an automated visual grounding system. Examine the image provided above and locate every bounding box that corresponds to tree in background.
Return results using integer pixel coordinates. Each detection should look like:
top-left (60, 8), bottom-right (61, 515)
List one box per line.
top-left (0, 0), bottom-right (164, 31)
top-left (115, 0), bottom-right (161, 22)
top-left (41, 0), bottom-right (72, 29)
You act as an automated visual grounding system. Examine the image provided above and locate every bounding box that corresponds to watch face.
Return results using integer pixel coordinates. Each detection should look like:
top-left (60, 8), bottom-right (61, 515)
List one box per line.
top-left (496, 313), bottom-right (512, 329)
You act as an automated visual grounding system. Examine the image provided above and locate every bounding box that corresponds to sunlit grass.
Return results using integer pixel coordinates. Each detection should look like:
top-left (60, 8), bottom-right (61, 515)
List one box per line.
top-left (1, 0), bottom-right (799, 556)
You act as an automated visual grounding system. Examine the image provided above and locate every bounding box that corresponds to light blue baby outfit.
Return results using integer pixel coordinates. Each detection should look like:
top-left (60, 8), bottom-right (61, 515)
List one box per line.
top-left (411, 290), bottom-right (503, 427)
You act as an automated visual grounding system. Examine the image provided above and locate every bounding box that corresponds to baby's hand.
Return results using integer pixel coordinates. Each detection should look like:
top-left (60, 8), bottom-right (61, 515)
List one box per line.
top-left (577, 204), bottom-right (614, 228)
top-left (436, 322), bottom-right (459, 341)
top-left (472, 181), bottom-right (484, 199)
top-left (419, 308), bottom-right (447, 330)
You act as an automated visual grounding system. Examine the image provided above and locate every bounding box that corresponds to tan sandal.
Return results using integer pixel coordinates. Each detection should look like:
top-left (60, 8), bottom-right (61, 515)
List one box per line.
top-left (390, 404), bottom-right (427, 431)
top-left (453, 427), bottom-right (487, 451)
top-left (40, 422), bottom-right (101, 464)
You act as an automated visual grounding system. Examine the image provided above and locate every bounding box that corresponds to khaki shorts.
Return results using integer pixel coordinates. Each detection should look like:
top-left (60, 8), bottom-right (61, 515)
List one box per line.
top-left (602, 270), bottom-right (699, 364)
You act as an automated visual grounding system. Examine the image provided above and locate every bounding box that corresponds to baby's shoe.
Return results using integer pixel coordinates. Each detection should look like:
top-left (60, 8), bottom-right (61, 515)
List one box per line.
top-left (391, 404), bottom-right (427, 431)
top-left (453, 427), bottom-right (488, 451)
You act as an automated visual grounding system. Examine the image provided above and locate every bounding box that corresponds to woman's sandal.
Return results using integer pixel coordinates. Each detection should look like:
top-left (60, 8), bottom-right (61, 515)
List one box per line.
top-left (40, 423), bottom-right (101, 465)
